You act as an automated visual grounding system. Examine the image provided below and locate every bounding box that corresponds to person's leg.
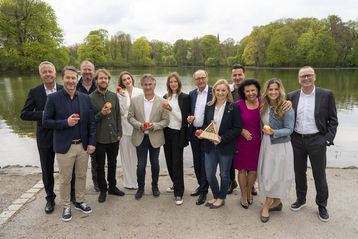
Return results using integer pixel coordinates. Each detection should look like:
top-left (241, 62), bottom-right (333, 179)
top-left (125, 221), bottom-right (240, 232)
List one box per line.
top-left (190, 134), bottom-right (202, 186)
top-left (38, 146), bottom-right (56, 202)
top-left (107, 142), bottom-right (119, 189)
top-left (74, 144), bottom-right (89, 204)
top-left (291, 134), bottom-right (309, 203)
top-left (90, 152), bottom-right (98, 190)
top-left (172, 144), bottom-right (184, 197)
top-left (148, 144), bottom-right (160, 189)
top-left (247, 171), bottom-right (257, 202)
top-left (204, 149), bottom-right (219, 204)
top-left (199, 139), bottom-right (209, 194)
top-left (95, 143), bottom-right (107, 192)
top-left (164, 129), bottom-right (174, 183)
top-left (238, 169), bottom-right (248, 205)
top-left (262, 197), bottom-right (273, 217)
top-left (136, 136), bottom-right (149, 189)
top-left (56, 146), bottom-right (76, 209)
top-left (217, 153), bottom-right (233, 200)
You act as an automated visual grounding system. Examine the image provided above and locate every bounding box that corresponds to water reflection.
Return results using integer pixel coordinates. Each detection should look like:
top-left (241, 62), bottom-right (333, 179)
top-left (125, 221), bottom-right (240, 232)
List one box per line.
top-left (0, 68), bottom-right (357, 167)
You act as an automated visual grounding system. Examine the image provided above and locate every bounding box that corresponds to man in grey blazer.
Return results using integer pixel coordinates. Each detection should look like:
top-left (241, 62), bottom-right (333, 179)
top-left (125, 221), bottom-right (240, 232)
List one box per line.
top-left (128, 74), bottom-right (169, 199)
top-left (287, 66), bottom-right (338, 222)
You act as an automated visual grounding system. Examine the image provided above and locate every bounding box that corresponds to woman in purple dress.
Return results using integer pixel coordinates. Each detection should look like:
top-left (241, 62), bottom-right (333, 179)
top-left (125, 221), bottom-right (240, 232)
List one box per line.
top-left (234, 79), bottom-right (261, 209)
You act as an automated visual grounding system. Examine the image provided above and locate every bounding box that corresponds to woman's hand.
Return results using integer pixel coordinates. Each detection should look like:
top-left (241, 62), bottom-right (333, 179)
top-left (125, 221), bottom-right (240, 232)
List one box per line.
top-left (262, 128), bottom-right (274, 135)
top-left (241, 129), bottom-right (252, 141)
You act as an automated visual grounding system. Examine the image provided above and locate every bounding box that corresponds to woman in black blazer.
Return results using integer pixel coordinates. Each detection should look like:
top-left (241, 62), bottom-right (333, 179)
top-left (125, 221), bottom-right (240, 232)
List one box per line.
top-left (198, 79), bottom-right (242, 209)
top-left (162, 72), bottom-right (190, 205)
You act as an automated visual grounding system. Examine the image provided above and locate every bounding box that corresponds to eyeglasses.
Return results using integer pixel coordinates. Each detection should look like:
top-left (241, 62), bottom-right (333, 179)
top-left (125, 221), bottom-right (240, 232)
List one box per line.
top-left (299, 74), bottom-right (314, 79)
top-left (195, 77), bottom-right (207, 81)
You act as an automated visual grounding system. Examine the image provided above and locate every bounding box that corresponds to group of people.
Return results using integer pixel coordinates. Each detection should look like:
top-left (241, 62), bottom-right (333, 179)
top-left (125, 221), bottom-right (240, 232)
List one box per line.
top-left (21, 61), bottom-right (338, 223)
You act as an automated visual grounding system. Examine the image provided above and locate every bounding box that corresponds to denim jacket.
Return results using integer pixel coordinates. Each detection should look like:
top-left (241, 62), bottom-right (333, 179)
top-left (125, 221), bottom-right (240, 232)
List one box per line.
top-left (262, 107), bottom-right (295, 144)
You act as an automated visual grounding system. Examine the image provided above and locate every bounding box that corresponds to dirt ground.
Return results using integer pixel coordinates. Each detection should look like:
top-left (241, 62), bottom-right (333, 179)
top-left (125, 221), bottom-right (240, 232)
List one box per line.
top-left (0, 166), bottom-right (357, 239)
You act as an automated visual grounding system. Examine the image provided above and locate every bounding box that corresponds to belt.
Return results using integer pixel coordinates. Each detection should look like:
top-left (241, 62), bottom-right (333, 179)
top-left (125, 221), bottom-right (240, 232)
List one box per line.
top-left (294, 132), bottom-right (319, 138)
top-left (71, 139), bottom-right (82, 144)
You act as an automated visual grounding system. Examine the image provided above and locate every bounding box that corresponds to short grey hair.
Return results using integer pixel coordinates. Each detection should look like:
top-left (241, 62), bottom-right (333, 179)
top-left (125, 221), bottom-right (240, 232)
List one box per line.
top-left (140, 74), bottom-right (156, 85)
top-left (298, 66), bottom-right (315, 75)
top-left (39, 61), bottom-right (56, 74)
top-left (80, 61), bottom-right (95, 71)
top-left (193, 69), bottom-right (208, 79)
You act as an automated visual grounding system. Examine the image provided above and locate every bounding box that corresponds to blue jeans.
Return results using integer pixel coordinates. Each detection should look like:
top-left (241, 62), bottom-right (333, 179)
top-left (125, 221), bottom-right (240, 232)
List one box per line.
top-left (136, 135), bottom-right (160, 189)
top-left (205, 147), bottom-right (233, 200)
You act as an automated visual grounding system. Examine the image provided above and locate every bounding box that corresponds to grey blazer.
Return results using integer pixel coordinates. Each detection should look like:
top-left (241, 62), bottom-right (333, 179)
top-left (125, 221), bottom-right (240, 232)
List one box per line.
top-left (127, 94), bottom-right (169, 148)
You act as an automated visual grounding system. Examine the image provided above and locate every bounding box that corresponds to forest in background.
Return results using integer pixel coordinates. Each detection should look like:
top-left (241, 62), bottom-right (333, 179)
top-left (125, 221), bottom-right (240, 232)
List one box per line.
top-left (1, 0), bottom-right (358, 72)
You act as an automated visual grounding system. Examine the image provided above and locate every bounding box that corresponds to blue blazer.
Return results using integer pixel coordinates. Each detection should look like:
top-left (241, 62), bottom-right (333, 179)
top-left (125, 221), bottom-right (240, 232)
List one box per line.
top-left (189, 86), bottom-right (212, 135)
top-left (42, 89), bottom-right (96, 154)
top-left (202, 102), bottom-right (242, 155)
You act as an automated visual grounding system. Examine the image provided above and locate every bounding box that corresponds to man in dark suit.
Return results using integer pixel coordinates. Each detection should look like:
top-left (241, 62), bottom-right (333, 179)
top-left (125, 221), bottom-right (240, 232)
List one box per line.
top-left (20, 61), bottom-right (63, 214)
top-left (287, 66), bottom-right (338, 222)
top-left (188, 69), bottom-right (212, 205)
top-left (43, 66), bottom-right (96, 222)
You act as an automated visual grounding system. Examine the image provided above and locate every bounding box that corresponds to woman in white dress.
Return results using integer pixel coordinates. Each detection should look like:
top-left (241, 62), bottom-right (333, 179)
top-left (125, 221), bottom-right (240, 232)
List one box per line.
top-left (257, 78), bottom-right (295, 223)
top-left (117, 71), bottom-right (143, 189)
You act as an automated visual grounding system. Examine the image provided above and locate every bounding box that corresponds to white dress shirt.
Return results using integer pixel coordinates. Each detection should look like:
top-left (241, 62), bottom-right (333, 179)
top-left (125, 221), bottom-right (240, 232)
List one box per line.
top-left (44, 84), bottom-right (57, 96)
top-left (193, 85), bottom-right (209, 128)
top-left (167, 94), bottom-right (182, 130)
top-left (295, 87), bottom-right (319, 134)
top-left (213, 102), bottom-right (226, 133)
top-left (144, 96), bottom-right (155, 134)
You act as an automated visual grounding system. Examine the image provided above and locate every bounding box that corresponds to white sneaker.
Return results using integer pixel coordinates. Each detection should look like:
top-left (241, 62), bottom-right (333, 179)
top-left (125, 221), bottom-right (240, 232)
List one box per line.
top-left (175, 196), bottom-right (183, 205)
top-left (166, 186), bottom-right (174, 193)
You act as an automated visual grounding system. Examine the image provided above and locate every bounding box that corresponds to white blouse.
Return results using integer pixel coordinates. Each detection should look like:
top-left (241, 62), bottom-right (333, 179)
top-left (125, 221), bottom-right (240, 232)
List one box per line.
top-left (167, 94), bottom-right (182, 130)
top-left (213, 101), bottom-right (226, 133)
top-left (117, 87), bottom-right (143, 136)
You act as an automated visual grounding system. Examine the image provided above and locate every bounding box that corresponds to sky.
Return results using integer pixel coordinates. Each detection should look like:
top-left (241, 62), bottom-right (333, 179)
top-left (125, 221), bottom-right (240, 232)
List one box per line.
top-left (44, 0), bottom-right (358, 46)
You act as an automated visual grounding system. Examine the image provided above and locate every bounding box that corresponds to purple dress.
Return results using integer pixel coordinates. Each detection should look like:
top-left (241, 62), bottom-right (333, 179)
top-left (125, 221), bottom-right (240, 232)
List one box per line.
top-left (233, 98), bottom-right (261, 171)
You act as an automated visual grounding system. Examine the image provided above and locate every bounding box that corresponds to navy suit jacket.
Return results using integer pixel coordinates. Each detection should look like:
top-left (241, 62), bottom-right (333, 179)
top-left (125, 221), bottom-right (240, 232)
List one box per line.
top-left (202, 102), bottom-right (242, 155)
top-left (20, 83), bottom-right (63, 148)
top-left (287, 87), bottom-right (338, 145)
top-left (189, 86), bottom-right (213, 135)
top-left (42, 89), bottom-right (96, 154)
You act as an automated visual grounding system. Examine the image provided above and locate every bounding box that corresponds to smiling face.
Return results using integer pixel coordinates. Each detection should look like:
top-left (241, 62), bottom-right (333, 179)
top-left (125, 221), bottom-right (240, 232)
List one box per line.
top-left (97, 72), bottom-right (110, 91)
top-left (244, 84), bottom-right (258, 102)
top-left (62, 70), bottom-right (78, 93)
top-left (169, 77), bottom-right (178, 93)
top-left (267, 82), bottom-right (280, 103)
top-left (194, 70), bottom-right (208, 92)
top-left (141, 79), bottom-right (156, 97)
top-left (40, 64), bottom-right (56, 86)
top-left (298, 67), bottom-right (316, 92)
top-left (231, 68), bottom-right (245, 87)
top-left (80, 62), bottom-right (95, 81)
top-left (215, 83), bottom-right (229, 102)
top-left (121, 74), bottom-right (133, 88)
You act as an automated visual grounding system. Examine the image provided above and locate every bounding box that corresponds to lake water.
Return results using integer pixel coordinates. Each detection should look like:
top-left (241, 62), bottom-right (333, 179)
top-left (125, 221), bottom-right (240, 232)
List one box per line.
top-left (0, 67), bottom-right (357, 168)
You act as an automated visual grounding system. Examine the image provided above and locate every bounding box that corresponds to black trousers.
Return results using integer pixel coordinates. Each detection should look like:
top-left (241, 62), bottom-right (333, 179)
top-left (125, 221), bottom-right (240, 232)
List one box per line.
top-left (291, 132), bottom-right (329, 207)
top-left (96, 141), bottom-right (119, 192)
top-left (190, 129), bottom-right (209, 194)
top-left (229, 160), bottom-right (235, 181)
top-left (38, 146), bottom-right (56, 202)
top-left (164, 128), bottom-right (184, 197)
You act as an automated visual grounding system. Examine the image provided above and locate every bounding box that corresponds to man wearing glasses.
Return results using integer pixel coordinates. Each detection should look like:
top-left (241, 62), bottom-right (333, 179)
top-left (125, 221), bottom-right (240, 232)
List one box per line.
top-left (187, 70), bottom-right (212, 205)
top-left (287, 66), bottom-right (338, 222)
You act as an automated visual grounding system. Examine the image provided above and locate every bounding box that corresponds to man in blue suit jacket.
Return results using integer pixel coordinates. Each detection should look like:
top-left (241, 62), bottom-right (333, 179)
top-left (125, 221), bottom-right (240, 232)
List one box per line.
top-left (43, 66), bottom-right (96, 222)
top-left (188, 69), bottom-right (212, 205)
top-left (20, 61), bottom-right (63, 214)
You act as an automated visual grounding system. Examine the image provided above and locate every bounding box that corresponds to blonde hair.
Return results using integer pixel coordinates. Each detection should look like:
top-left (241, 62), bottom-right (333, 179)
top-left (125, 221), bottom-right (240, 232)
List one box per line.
top-left (166, 72), bottom-right (182, 99)
top-left (208, 79), bottom-right (233, 106)
top-left (260, 78), bottom-right (286, 119)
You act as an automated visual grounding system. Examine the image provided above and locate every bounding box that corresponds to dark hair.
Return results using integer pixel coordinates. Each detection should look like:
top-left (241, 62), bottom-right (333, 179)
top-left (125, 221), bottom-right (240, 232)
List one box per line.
top-left (238, 78), bottom-right (261, 100)
top-left (61, 66), bottom-right (78, 78)
top-left (231, 64), bottom-right (245, 73)
top-left (166, 72), bottom-right (182, 99)
top-left (118, 71), bottom-right (135, 89)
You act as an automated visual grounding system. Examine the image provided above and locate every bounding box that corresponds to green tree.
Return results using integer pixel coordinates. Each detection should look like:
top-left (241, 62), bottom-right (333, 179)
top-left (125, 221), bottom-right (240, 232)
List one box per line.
top-left (130, 36), bottom-right (153, 66)
top-left (242, 27), bottom-right (269, 66)
top-left (78, 34), bottom-right (106, 66)
top-left (173, 39), bottom-right (189, 66)
top-left (307, 30), bottom-right (338, 66)
top-left (199, 35), bottom-right (220, 62)
top-left (189, 38), bottom-right (202, 66)
top-left (0, 0), bottom-right (66, 71)
top-left (296, 29), bottom-right (315, 65)
top-left (149, 40), bottom-right (172, 66)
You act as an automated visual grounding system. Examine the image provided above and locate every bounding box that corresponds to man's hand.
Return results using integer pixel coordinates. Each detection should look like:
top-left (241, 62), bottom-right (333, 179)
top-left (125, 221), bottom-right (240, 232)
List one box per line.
top-left (87, 145), bottom-right (95, 154)
top-left (101, 106), bottom-right (111, 115)
top-left (67, 114), bottom-right (80, 127)
top-left (141, 123), bottom-right (154, 131)
top-left (118, 136), bottom-right (121, 141)
top-left (283, 100), bottom-right (293, 111)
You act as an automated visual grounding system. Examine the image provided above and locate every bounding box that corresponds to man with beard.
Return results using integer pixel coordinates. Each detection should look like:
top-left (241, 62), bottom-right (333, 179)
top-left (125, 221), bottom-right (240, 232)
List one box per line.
top-left (43, 66), bottom-right (96, 222)
top-left (20, 61), bottom-right (63, 213)
top-left (77, 61), bottom-right (99, 192)
top-left (90, 69), bottom-right (124, 203)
